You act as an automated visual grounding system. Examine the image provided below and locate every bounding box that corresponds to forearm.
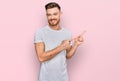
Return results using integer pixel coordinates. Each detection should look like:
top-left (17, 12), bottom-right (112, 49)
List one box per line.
top-left (40, 45), bottom-right (64, 62)
top-left (66, 44), bottom-right (78, 59)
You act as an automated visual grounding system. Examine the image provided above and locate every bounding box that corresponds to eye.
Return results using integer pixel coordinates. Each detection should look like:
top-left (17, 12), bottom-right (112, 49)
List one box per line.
top-left (53, 13), bottom-right (58, 16)
top-left (47, 14), bottom-right (51, 16)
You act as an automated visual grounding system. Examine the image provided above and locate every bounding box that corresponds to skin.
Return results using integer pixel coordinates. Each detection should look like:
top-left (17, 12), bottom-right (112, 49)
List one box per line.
top-left (35, 7), bottom-right (84, 62)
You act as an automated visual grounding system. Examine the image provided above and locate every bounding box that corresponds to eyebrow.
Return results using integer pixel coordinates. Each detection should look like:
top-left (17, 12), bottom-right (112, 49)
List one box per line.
top-left (47, 12), bottom-right (58, 15)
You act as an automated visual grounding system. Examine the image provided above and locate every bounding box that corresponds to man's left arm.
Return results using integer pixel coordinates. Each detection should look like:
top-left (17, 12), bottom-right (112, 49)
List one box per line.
top-left (66, 44), bottom-right (78, 59)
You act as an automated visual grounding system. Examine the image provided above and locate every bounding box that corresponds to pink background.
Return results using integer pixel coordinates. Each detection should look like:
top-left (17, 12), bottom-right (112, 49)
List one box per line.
top-left (0, 0), bottom-right (120, 81)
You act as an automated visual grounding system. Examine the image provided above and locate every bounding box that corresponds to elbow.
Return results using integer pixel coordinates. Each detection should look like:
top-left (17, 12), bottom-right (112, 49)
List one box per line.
top-left (39, 59), bottom-right (44, 62)
top-left (37, 53), bottom-right (50, 62)
top-left (37, 53), bottom-right (46, 62)
top-left (66, 55), bottom-right (72, 59)
top-left (38, 57), bottom-right (45, 62)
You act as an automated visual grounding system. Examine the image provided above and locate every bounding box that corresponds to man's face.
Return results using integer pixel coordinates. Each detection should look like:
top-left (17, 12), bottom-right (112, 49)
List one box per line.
top-left (46, 7), bottom-right (61, 26)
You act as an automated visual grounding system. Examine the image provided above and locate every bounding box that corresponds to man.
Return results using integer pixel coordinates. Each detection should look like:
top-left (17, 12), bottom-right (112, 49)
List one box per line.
top-left (34, 2), bottom-right (84, 81)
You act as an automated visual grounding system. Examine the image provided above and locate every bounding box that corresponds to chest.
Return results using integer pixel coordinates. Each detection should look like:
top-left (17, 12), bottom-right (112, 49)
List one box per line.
top-left (42, 32), bottom-right (69, 51)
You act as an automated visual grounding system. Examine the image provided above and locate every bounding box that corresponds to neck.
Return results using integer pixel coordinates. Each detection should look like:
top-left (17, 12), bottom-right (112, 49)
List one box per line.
top-left (49, 24), bottom-right (62, 30)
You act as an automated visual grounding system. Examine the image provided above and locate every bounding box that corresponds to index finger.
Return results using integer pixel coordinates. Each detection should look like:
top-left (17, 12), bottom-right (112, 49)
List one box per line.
top-left (79, 30), bottom-right (86, 37)
top-left (70, 30), bottom-right (86, 41)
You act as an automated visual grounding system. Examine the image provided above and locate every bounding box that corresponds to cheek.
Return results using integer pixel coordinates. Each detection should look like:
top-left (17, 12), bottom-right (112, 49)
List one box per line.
top-left (47, 16), bottom-right (51, 20)
top-left (55, 15), bottom-right (60, 19)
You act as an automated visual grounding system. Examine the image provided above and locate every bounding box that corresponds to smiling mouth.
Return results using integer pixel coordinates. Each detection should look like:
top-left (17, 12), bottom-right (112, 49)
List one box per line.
top-left (50, 20), bottom-right (57, 22)
top-left (50, 19), bottom-right (57, 20)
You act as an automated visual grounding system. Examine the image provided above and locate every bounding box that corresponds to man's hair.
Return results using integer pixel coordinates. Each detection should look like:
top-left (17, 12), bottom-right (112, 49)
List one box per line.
top-left (45, 2), bottom-right (61, 11)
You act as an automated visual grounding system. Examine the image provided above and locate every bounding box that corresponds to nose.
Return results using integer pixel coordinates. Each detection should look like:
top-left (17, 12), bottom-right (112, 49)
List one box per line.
top-left (51, 15), bottom-right (55, 19)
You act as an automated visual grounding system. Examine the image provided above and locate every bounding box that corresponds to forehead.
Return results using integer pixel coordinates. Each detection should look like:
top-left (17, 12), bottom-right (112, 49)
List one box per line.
top-left (46, 7), bottom-right (60, 14)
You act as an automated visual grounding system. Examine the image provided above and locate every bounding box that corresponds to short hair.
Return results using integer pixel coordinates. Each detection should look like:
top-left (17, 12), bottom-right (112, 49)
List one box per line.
top-left (45, 2), bottom-right (61, 11)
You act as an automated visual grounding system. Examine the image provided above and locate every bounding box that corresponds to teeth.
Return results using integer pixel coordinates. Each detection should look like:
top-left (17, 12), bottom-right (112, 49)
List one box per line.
top-left (51, 20), bottom-right (56, 22)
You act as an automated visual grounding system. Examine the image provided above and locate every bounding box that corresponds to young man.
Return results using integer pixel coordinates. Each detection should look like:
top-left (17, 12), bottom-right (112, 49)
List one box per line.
top-left (34, 2), bottom-right (84, 81)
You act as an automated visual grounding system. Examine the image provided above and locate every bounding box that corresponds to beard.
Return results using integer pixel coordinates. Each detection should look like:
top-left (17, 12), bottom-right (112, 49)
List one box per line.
top-left (48, 19), bottom-right (60, 26)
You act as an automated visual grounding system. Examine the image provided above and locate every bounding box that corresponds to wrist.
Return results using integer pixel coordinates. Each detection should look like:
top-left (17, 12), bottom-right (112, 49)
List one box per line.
top-left (74, 43), bottom-right (79, 47)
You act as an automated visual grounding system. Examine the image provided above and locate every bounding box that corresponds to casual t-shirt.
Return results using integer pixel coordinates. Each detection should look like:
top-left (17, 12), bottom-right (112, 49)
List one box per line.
top-left (34, 25), bottom-right (72, 81)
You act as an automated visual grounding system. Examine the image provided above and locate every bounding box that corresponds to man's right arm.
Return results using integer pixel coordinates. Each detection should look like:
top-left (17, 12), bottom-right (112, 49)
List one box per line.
top-left (34, 40), bottom-right (70, 62)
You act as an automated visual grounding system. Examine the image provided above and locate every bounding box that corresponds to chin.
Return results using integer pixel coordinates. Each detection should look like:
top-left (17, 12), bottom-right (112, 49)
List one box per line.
top-left (49, 23), bottom-right (58, 26)
top-left (50, 24), bottom-right (57, 26)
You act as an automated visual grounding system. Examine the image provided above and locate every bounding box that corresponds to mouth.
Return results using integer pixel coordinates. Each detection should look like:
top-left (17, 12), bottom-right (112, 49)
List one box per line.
top-left (51, 19), bottom-right (57, 21)
top-left (50, 19), bottom-right (57, 23)
top-left (48, 19), bottom-right (59, 26)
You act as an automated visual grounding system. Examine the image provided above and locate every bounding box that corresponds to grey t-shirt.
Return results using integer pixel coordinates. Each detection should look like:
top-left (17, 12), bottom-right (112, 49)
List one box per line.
top-left (34, 25), bottom-right (72, 81)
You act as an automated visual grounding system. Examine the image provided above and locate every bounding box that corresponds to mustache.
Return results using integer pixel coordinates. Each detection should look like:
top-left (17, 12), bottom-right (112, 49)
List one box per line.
top-left (50, 19), bottom-right (57, 21)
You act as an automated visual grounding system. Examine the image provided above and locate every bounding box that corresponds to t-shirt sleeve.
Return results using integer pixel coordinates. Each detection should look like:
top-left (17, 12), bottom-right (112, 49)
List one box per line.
top-left (34, 30), bottom-right (43, 43)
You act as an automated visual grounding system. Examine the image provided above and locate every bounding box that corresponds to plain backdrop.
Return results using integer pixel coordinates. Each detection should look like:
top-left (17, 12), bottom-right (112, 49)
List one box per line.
top-left (0, 0), bottom-right (120, 81)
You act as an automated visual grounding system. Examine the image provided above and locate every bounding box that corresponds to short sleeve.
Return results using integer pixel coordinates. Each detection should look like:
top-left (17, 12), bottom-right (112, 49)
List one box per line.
top-left (34, 29), bottom-right (43, 43)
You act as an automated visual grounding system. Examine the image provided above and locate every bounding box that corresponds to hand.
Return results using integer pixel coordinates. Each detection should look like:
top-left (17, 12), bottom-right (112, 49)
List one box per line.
top-left (74, 35), bottom-right (84, 46)
top-left (60, 40), bottom-right (71, 50)
top-left (74, 31), bottom-right (86, 46)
